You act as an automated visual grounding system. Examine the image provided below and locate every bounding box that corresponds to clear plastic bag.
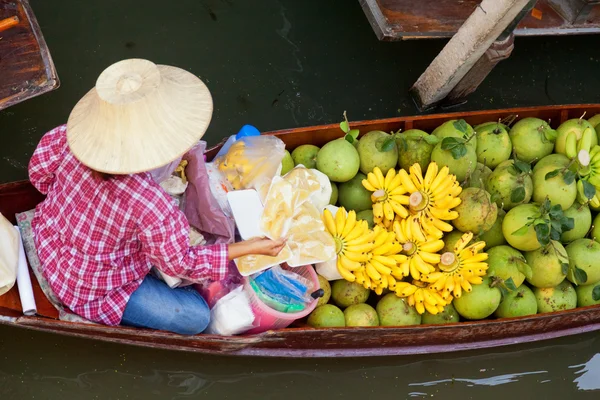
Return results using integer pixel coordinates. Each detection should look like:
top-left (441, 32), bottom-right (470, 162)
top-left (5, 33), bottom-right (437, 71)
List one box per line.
top-left (214, 135), bottom-right (286, 202)
top-left (249, 265), bottom-right (314, 312)
top-left (204, 285), bottom-right (257, 336)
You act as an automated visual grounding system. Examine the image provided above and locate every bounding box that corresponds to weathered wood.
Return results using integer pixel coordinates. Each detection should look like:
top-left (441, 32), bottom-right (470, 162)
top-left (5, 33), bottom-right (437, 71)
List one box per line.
top-left (443, 34), bottom-right (516, 108)
top-left (360, 0), bottom-right (600, 41)
top-left (409, 0), bottom-right (532, 111)
top-left (2, 104), bottom-right (600, 357)
top-left (0, 0), bottom-right (59, 111)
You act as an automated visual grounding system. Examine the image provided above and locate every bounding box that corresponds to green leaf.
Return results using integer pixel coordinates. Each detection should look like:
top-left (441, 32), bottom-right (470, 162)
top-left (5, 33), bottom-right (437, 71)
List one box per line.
top-left (561, 217), bottom-right (575, 232)
top-left (516, 260), bottom-right (533, 280)
top-left (450, 145), bottom-right (467, 160)
top-left (563, 170), bottom-right (577, 185)
top-left (542, 197), bottom-right (552, 213)
top-left (562, 263), bottom-right (569, 275)
top-left (549, 204), bottom-right (563, 218)
top-left (423, 135), bottom-right (439, 145)
top-left (514, 160), bottom-right (531, 174)
top-left (545, 169), bottom-right (561, 180)
top-left (574, 267), bottom-right (588, 285)
top-left (348, 129), bottom-right (360, 139)
top-left (550, 228), bottom-right (561, 241)
top-left (340, 121), bottom-right (350, 133)
top-left (380, 137), bottom-right (396, 152)
top-left (583, 180), bottom-right (596, 200)
top-left (441, 137), bottom-right (462, 149)
top-left (593, 285), bottom-right (600, 301)
top-left (344, 134), bottom-right (355, 144)
top-left (504, 277), bottom-right (517, 292)
top-left (453, 119), bottom-right (469, 134)
top-left (512, 225), bottom-right (530, 236)
top-left (535, 223), bottom-right (550, 246)
top-left (511, 187), bottom-right (526, 203)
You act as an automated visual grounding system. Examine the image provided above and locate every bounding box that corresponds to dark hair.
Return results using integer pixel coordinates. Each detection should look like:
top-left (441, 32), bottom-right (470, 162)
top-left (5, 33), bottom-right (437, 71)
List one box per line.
top-left (91, 169), bottom-right (114, 181)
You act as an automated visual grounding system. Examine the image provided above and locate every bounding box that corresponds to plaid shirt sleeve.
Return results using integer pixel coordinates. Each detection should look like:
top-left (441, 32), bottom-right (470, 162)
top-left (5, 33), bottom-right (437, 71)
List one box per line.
top-left (29, 125), bottom-right (69, 195)
top-left (137, 192), bottom-right (229, 282)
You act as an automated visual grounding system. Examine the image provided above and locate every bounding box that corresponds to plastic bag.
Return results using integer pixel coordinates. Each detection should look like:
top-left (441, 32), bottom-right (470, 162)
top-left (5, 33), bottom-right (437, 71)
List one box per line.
top-left (252, 265), bottom-right (314, 305)
top-left (214, 135), bottom-right (285, 202)
top-left (234, 245), bottom-right (292, 277)
top-left (149, 156), bottom-right (183, 184)
top-left (0, 212), bottom-right (19, 296)
top-left (205, 162), bottom-right (234, 218)
top-left (205, 285), bottom-right (256, 336)
top-left (182, 141), bottom-right (235, 245)
top-left (195, 261), bottom-right (243, 308)
top-left (285, 202), bottom-right (336, 267)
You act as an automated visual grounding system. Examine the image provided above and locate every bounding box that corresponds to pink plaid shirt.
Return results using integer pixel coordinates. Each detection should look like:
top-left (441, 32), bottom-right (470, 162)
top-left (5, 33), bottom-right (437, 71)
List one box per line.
top-left (29, 125), bottom-right (229, 326)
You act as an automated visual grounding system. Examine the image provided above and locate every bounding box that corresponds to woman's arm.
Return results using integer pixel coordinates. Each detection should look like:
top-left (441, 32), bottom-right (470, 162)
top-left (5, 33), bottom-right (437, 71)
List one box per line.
top-left (29, 125), bottom-right (69, 194)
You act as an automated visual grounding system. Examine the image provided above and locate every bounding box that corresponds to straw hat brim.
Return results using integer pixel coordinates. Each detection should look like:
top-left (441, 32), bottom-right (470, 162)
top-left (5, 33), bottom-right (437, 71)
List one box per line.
top-left (66, 59), bottom-right (213, 174)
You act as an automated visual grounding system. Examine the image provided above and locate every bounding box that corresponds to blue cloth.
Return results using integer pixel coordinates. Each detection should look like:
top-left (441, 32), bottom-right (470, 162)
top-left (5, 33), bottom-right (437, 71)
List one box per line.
top-left (121, 274), bottom-right (210, 335)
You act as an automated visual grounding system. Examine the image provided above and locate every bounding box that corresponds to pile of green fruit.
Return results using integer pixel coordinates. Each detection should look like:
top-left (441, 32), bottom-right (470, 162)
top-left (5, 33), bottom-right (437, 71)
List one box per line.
top-left (296, 112), bottom-right (600, 326)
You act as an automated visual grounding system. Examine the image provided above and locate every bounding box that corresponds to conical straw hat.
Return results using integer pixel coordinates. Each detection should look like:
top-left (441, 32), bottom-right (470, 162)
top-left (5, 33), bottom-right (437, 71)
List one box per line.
top-left (66, 58), bottom-right (213, 174)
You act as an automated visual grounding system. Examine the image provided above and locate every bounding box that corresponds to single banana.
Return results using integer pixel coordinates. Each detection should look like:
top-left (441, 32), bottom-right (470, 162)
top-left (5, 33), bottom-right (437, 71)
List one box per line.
top-left (566, 131), bottom-right (578, 159)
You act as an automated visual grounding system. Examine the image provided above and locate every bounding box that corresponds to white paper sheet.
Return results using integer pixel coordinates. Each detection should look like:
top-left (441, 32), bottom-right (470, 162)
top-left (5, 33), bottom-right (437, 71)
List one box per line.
top-left (14, 226), bottom-right (37, 316)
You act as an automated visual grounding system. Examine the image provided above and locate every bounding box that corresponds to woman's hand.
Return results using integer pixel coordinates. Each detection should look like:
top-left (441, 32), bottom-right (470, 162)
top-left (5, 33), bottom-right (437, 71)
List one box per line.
top-left (228, 237), bottom-right (287, 260)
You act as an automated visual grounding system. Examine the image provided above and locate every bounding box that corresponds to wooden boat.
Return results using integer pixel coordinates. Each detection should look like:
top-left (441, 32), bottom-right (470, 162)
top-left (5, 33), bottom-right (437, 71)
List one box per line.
top-left (1, 104), bottom-right (600, 358)
top-left (0, 0), bottom-right (59, 111)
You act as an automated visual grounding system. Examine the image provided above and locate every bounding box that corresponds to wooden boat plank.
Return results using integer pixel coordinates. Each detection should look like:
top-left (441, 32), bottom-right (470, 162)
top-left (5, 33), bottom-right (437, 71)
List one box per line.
top-left (360, 0), bottom-right (600, 41)
top-left (2, 104), bottom-right (600, 357)
top-left (0, 0), bottom-right (59, 110)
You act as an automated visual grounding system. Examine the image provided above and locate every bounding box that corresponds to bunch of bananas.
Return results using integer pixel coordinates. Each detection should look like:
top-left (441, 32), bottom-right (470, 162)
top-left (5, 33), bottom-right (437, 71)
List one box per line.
top-left (393, 217), bottom-right (445, 280)
top-left (362, 167), bottom-right (410, 230)
top-left (564, 126), bottom-right (595, 159)
top-left (421, 232), bottom-right (488, 301)
top-left (576, 145), bottom-right (600, 208)
top-left (399, 163), bottom-right (462, 239)
top-left (357, 227), bottom-right (405, 294)
top-left (322, 208), bottom-right (374, 282)
top-left (394, 280), bottom-right (450, 315)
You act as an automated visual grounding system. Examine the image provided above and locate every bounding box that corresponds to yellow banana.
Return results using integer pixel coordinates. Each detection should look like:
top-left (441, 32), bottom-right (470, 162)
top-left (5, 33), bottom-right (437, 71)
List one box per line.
top-left (335, 208), bottom-right (346, 236)
top-left (341, 210), bottom-right (357, 237)
top-left (322, 209), bottom-right (336, 236)
top-left (374, 167), bottom-right (385, 188)
top-left (336, 261), bottom-right (356, 282)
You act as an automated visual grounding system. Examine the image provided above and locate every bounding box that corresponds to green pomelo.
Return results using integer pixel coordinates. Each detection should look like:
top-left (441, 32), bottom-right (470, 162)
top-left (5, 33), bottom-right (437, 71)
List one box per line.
top-left (316, 274), bottom-right (331, 307)
top-left (485, 160), bottom-right (533, 211)
top-left (432, 119), bottom-right (476, 140)
top-left (524, 241), bottom-right (568, 288)
top-left (280, 150), bottom-right (295, 176)
top-left (421, 303), bottom-right (460, 325)
top-left (316, 139), bottom-right (360, 183)
top-left (466, 163), bottom-right (492, 189)
top-left (474, 122), bottom-right (512, 169)
top-left (502, 204), bottom-right (543, 251)
top-left (442, 231), bottom-right (472, 253)
top-left (479, 208), bottom-right (507, 250)
top-left (509, 118), bottom-right (556, 163)
top-left (486, 245), bottom-right (528, 288)
top-left (532, 153), bottom-right (570, 174)
top-left (337, 172), bottom-right (373, 212)
top-left (396, 129), bottom-right (436, 171)
top-left (533, 280), bottom-right (577, 313)
top-left (452, 187), bottom-right (498, 234)
top-left (575, 283), bottom-right (600, 307)
top-left (356, 131), bottom-right (398, 175)
top-left (344, 303), bottom-right (379, 327)
top-left (307, 304), bottom-right (346, 328)
top-left (555, 118), bottom-right (598, 155)
top-left (532, 164), bottom-right (577, 210)
top-left (291, 144), bottom-right (320, 169)
top-left (561, 204), bottom-right (591, 243)
top-left (430, 142), bottom-right (477, 183)
top-left (331, 280), bottom-right (370, 309)
top-left (356, 209), bottom-right (374, 229)
top-left (566, 239), bottom-right (600, 286)
top-left (329, 182), bottom-right (338, 205)
top-left (376, 294), bottom-right (422, 326)
top-left (453, 276), bottom-right (501, 320)
top-left (494, 285), bottom-right (537, 318)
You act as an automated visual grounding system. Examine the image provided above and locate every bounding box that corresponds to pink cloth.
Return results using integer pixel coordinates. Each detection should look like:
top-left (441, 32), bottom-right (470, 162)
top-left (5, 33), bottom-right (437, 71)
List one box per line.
top-left (28, 125), bottom-right (229, 326)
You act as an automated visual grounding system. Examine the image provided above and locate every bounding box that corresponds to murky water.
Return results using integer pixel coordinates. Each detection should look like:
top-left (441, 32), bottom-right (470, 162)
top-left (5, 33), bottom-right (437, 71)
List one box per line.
top-left (1, 0), bottom-right (599, 397)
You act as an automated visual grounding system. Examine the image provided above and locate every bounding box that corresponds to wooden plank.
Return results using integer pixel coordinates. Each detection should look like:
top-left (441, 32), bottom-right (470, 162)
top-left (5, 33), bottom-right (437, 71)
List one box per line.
top-left (0, 0), bottom-right (59, 110)
top-left (360, 0), bottom-right (600, 40)
top-left (409, 0), bottom-right (533, 110)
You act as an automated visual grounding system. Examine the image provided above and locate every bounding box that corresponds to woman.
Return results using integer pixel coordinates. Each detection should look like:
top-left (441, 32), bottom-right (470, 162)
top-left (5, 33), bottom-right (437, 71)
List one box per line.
top-left (29, 59), bottom-right (285, 335)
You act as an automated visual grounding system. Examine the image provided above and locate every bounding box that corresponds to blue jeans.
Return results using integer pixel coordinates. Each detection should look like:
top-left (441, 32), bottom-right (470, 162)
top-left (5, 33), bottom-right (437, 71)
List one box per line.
top-left (121, 274), bottom-right (210, 335)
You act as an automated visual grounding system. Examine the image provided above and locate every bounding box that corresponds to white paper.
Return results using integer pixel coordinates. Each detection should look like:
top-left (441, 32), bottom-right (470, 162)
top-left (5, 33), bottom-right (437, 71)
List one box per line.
top-left (227, 189), bottom-right (265, 240)
top-left (14, 226), bottom-right (37, 316)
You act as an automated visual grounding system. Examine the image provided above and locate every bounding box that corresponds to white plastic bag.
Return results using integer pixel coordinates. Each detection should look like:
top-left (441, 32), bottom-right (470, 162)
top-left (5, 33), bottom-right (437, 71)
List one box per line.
top-left (205, 286), bottom-right (256, 336)
top-left (0, 212), bottom-right (19, 295)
